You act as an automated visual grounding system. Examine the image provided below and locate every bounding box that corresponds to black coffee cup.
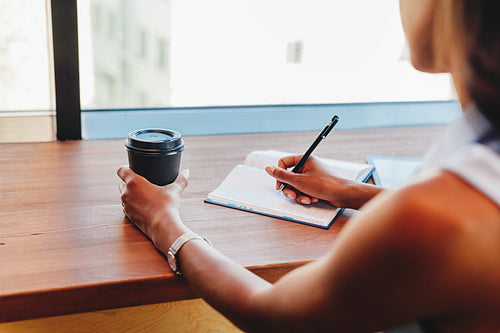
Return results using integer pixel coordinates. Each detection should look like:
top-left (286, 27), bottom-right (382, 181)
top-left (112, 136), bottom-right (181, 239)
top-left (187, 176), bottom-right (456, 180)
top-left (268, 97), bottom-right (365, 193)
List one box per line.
top-left (125, 129), bottom-right (185, 186)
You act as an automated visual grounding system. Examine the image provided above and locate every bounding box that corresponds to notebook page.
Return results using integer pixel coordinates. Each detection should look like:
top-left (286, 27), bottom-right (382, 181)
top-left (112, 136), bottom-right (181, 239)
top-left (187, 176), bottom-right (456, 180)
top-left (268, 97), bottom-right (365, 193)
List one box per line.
top-left (243, 150), bottom-right (288, 169)
top-left (321, 159), bottom-right (371, 181)
top-left (244, 150), bottom-right (371, 181)
top-left (208, 164), bottom-right (338, 226)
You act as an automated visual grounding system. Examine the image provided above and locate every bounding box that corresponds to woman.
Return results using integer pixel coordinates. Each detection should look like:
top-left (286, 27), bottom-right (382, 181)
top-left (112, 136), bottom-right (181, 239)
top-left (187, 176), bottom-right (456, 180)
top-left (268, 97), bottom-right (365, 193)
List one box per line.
top-left (118, 0), bottom-right (500, 331)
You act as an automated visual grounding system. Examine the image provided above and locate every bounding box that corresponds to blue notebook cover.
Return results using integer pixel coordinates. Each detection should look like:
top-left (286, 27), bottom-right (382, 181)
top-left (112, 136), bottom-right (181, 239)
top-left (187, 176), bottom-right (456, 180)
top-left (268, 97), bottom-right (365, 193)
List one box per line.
top-left (204, 198), bottom-right (343, 229)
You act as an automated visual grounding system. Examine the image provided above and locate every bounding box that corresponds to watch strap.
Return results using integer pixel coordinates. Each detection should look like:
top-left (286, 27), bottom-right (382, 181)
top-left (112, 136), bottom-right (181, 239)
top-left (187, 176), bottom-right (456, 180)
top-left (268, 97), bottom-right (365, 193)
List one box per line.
top-left (168, 231), bottom-right (211, 275)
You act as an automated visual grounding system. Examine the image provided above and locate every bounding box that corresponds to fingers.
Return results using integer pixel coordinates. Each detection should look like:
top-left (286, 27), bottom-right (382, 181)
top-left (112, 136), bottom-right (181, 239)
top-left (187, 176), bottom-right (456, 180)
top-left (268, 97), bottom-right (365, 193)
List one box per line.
top-left (265, 166), bottom-right (290, 191)
top-left (119, 180), bottom-right (126, 194)
top-left (266, 166), bottom-right (319, 205)
top-left (296, 195), bottom-right (311, 205)
top-left (122, 207), bottom-right (130, 220)
top-left (118, 166), bottom-right (133, 202)
top-left (275, 155), bottom-right (304, 190)
top-left (283, 189), bottom-right (318, 205)
top-left (277, 155), bottom-right (302, 169)
top-left (181, 169), bottom-right (190, 180)
top-left (265, 165), bottom-right (294, 183)
top-left (171, 169), bottom-right (190, 192)
top-left (297, 195), bottom-right (318, 205)
top-left (117, 165), bottom-right (135, 183)
top-left (282, 187), bottom-right (297, 200)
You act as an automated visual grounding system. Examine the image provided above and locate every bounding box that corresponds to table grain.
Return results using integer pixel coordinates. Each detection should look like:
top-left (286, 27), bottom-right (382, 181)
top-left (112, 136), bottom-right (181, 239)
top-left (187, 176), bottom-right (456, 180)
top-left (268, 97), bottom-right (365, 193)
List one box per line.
top-left (0, 126), bottom-right (443, 322)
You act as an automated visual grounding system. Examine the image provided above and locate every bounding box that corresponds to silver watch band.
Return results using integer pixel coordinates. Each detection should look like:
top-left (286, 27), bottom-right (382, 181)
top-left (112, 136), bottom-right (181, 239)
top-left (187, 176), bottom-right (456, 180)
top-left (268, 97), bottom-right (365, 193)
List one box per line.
top-left (168, 231), bottom-right (211, 275)
top-left (171, 231), bottom-right (209, 253)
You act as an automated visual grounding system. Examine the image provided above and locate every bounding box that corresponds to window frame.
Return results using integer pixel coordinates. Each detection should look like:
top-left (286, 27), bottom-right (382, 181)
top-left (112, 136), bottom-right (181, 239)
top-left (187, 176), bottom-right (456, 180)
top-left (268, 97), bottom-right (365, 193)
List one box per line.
top-left (51, 0), bottom-right (82, 140)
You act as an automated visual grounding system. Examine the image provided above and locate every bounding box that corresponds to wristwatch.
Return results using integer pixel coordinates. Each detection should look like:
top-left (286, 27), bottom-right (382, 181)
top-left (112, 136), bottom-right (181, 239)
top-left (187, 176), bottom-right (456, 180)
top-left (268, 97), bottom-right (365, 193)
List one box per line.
top-left (167, 231), bottom-right (211, 276)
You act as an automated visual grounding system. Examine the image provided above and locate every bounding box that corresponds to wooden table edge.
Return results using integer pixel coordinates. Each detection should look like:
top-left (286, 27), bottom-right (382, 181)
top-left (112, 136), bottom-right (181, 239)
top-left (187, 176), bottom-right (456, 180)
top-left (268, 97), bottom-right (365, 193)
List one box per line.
top-left (0, 260), bottom-right (312, 323)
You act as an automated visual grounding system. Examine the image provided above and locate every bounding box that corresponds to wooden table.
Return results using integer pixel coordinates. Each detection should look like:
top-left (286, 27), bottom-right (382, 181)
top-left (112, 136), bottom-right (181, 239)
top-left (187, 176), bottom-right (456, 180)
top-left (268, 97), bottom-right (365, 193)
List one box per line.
top-left (0, 126), bottom-right (443, 324)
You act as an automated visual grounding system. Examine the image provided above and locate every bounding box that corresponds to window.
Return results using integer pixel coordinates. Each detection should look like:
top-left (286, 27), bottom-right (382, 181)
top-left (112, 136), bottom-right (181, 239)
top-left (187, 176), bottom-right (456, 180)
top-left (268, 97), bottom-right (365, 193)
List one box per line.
top-left (77, 0), bottom-right (459, 140)
top-left (2, 0), bottom-right (460, 141)
top-left (286, 41), bottom-right (303, 64)
top-left (107, 10), bottom-right (116, 40)
top-left (121, 60), bottom-right (131, 87)
top-left (0, 0), bottom-right (55, 142)
top-left (138, 28), bottom-right (149, 60)
top-left (156, 37), bottom-right (169, 72)
top-left (91, 2), bottom-right (102, 31)
top-left (79, 0), bottom-right (454, 111)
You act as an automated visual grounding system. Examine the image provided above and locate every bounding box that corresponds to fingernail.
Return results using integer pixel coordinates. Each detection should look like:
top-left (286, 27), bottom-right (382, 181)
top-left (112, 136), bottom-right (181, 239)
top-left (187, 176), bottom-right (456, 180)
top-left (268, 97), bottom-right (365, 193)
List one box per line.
top-left (301, 198), bottom-right (308, 204)
top-left (286, 194), bottom-right (293, 199)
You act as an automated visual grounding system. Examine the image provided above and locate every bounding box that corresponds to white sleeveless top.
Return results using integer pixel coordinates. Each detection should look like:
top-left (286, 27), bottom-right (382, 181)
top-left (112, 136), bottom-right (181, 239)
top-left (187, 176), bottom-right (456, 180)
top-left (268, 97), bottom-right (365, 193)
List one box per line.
top-left (417, 104), bottom-right (500, 206)
top-left (389, 105), bottom-right (500, 333)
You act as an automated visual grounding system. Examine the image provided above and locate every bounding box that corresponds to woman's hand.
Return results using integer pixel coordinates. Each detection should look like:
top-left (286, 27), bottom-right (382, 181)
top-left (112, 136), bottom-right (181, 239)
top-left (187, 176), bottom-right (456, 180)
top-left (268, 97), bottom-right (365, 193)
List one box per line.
top-left (265, 155), bottom-right (382, 209)
top-left (117, 167), bottom-right (190, 251)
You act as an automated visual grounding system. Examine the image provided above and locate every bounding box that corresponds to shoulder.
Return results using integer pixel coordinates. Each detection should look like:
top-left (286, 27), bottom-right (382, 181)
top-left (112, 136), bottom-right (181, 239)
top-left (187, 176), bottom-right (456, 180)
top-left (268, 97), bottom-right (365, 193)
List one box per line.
top-left (371, 170), bottom-right (500, 303)
top-left (313, 170), bottom-right (500, 328)
top-left (372, 170), bottom-right (500, 257)
top-left (388, 170), bottom-right (500, 236)
top-left (343, 169), bottom-right (500, 281)
top-left (353, 171), bottom-right (469, 251)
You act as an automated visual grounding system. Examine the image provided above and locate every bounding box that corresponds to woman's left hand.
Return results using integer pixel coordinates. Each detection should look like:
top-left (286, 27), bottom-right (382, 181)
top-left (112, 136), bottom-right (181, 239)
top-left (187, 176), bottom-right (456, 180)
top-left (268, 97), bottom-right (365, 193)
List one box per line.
top-left (117, 166), bottom-right (190, 249)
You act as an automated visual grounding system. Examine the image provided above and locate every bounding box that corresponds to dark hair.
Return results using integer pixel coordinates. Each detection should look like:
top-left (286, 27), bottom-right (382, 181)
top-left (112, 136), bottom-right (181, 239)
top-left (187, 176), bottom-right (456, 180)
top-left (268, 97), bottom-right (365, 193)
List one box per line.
top-left (460, 0), bottom-right (500, 130)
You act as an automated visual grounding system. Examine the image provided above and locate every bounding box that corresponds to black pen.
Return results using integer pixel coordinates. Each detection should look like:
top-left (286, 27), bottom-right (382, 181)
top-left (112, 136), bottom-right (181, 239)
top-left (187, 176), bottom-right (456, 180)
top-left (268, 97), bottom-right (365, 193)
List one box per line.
top-left (278, 115), bottom-right (339, 191)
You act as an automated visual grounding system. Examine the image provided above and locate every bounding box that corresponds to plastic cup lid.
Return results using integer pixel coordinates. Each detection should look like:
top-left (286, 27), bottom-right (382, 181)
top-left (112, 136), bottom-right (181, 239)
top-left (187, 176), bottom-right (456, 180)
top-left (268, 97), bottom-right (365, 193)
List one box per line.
top-left (125, 129), bottom-right (184, 152)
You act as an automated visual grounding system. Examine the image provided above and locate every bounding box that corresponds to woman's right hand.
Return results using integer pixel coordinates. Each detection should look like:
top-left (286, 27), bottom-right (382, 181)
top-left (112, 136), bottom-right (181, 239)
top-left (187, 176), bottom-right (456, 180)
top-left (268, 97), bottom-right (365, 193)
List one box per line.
top-left (265, 155), bottom-right (382, 210)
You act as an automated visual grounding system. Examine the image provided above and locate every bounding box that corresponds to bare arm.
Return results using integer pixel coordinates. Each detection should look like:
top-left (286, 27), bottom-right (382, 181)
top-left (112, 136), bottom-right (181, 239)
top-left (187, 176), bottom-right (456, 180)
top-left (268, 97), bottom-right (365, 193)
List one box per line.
top-left (118, 167), bottom-right (487, 332)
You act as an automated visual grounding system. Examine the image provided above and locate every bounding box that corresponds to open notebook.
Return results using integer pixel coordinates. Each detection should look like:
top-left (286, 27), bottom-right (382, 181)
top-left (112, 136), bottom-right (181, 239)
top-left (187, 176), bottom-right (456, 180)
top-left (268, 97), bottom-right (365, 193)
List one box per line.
top-left (205, 150), bottom-right (375, 229)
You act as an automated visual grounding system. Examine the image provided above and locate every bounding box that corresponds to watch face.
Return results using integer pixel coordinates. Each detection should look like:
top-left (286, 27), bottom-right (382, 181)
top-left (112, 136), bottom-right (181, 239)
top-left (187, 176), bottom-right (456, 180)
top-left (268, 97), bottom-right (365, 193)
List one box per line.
top-left (167, 250), bottom-right (177, 272)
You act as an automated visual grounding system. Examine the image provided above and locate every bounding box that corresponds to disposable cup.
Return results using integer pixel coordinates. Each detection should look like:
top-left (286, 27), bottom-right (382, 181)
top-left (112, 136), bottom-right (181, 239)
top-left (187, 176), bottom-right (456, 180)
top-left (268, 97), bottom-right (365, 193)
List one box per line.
top-left (125, 129), bottom-right (185, 186)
